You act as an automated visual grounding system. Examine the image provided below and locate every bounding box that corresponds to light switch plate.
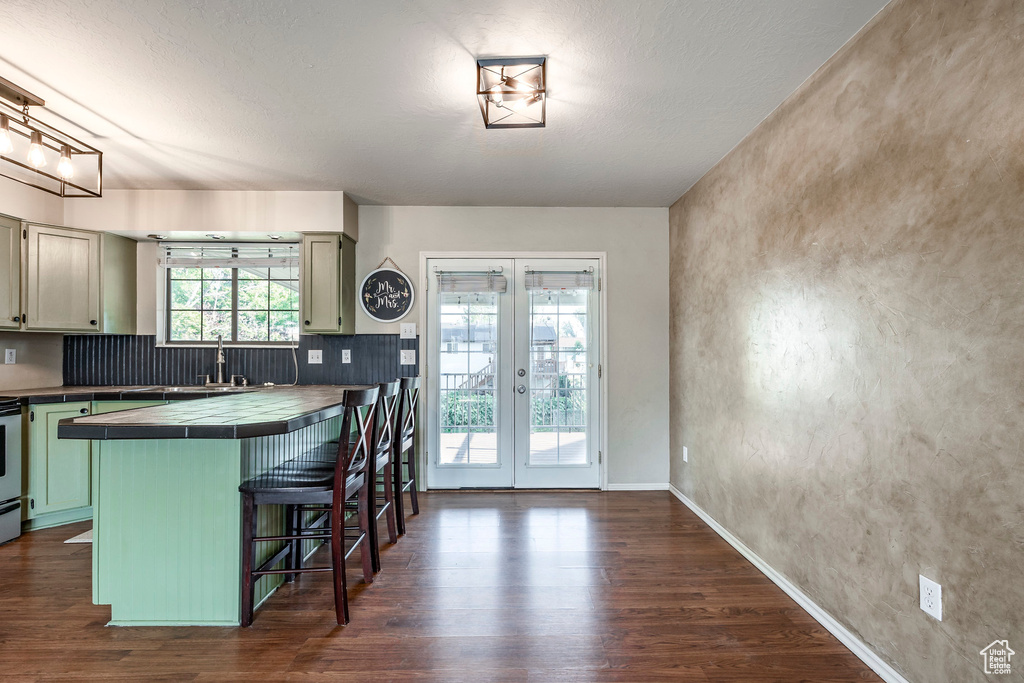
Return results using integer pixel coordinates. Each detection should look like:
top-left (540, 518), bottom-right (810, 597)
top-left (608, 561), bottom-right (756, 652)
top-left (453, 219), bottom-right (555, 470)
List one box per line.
top-left (4, 349), bottom-right (14, 365)
top-left (308, 350), bottom-right (323, 364)
top-left (341, 349), bottom-right (351, 364)
top-left (683, 446), bottom-right (688, 463)
top-left (400, 323), bottom-right (417, 339)
top-left (400, 350), bottom-right (416, 366)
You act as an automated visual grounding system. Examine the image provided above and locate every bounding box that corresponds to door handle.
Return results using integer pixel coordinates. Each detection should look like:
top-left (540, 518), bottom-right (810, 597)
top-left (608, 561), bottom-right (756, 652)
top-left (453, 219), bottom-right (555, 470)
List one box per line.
top-left (516, 384), bottom-right (526, 394)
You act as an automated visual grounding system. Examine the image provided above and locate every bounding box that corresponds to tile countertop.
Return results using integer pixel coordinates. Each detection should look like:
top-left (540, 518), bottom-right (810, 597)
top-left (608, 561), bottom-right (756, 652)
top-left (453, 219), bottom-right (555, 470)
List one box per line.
top-left (49, 385), bottom-right (372, 440)
top-left (0, 385), bottom-right (262, 404)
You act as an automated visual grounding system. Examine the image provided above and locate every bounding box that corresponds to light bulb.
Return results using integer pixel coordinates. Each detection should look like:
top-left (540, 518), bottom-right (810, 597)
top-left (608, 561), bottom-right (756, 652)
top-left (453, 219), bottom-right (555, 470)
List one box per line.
top-left (0, 115), bottom-right (12, 155)
top-left (28, 131), bottom-right (46, 168)
top-left (510, 93), bottom-right (541, 112)
top-left (58, 145), bottom-right (74, 180)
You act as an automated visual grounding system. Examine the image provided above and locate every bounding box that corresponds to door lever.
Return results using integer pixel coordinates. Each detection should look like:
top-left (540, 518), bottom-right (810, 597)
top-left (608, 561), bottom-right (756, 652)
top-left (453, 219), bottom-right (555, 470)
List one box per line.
top-left (516, 384), bottom-right (527, 394)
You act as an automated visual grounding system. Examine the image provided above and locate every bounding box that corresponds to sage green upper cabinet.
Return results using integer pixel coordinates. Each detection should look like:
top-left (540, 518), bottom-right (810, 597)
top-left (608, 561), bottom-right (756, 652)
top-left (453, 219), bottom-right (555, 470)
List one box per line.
top-left (27, 402), bottom-right (92, 519)
top-left (24, 224), bottom-right (137, 334)
top-left (301, 233), bottom-right (356, 334)
top-left (0, 215), bottom-right (20, 329)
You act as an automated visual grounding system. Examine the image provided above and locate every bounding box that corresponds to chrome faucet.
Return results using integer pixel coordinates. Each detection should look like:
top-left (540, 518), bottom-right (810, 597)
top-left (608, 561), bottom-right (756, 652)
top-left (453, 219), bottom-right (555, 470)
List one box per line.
top-left (214, 334), bottom-right (226, 385)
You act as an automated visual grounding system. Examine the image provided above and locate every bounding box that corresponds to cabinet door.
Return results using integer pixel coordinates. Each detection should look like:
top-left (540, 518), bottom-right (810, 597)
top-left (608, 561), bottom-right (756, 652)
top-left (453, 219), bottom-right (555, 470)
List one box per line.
top-left (27, 402), bottom-right (92, 518)
top-left (301, 233), bottom-right (341, 333)
top-left (0, 215), bottom-right (20, 329)
top-left (25, 224), bottom-right (101, 332)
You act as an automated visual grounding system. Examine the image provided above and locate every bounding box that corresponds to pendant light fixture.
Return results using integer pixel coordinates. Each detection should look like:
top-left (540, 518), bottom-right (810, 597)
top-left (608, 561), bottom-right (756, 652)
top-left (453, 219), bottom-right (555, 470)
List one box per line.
top-left (477, 57), bottom-right (546, 129)
top-left (0, 75), bottom-right (102, 197)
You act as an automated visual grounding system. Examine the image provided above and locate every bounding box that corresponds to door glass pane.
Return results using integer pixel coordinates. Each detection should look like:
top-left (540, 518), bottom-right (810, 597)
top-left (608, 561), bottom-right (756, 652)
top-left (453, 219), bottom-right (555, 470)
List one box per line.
top-left (438, 291), bottom-right (499, 466)
top-left (529, 289), bottom-right (588, 465)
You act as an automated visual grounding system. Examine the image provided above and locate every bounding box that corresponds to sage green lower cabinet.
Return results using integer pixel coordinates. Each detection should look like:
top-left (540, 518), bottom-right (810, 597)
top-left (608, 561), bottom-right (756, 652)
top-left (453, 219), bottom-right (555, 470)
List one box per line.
top-left (26, 402), bottom-right (93, 526)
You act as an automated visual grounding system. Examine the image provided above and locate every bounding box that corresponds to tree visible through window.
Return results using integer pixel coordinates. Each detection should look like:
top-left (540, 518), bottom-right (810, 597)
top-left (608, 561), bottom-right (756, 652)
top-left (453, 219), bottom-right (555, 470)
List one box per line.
top-left (165, 245), bottom-right (299, 343)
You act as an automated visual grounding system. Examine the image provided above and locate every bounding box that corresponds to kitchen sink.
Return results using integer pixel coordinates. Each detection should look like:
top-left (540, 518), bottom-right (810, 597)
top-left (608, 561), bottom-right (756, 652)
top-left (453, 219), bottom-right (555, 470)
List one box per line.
top-left (129, 386), bottom-right (251, 393)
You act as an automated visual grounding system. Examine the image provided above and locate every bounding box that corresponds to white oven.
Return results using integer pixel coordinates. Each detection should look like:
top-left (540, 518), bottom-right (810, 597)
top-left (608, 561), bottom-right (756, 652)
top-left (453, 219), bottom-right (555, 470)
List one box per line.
top-left (0, 398), bottom-right (23, 545)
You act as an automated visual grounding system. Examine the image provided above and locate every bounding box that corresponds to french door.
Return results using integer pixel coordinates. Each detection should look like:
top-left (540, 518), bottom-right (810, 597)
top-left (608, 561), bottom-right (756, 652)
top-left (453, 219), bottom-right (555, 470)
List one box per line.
top-left (425, 257), bottom-right (601, 489)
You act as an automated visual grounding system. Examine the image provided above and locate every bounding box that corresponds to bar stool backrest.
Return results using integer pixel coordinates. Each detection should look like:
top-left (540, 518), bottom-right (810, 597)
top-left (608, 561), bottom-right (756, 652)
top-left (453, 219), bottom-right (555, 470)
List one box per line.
top-left (396, 376), bottom-right (420, 449)
top-left (334, 386), bottom-right (379, 505)
top-left (375, 381), bottom-right (400, 465)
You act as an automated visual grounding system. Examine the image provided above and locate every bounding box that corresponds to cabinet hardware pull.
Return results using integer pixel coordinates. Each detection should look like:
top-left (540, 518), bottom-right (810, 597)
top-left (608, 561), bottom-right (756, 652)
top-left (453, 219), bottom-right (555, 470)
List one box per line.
top-left (21, 314), bottom-right (25, 323)
top-left (80, 408), bottom-right (89, 414)
top-left (304, 320), bottom-right (311, 326)
top-left (90, 320), bottom-right (97, 325)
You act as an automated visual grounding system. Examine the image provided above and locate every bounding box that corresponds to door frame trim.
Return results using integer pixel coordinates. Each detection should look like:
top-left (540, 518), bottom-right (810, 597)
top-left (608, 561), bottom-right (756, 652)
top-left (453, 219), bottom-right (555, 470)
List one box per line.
top-left (419, 251), bottom-right (609, 491)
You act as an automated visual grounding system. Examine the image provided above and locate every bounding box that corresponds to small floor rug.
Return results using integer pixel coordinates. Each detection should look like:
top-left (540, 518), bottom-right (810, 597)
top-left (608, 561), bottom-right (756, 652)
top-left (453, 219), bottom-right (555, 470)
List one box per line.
top-left (65, 529), bottom-right (93, 544)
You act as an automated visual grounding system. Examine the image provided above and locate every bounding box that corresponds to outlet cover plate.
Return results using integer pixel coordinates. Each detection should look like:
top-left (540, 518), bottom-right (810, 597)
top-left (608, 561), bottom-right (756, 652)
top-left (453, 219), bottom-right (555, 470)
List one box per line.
top-left (4, 349), bottom-right (14, 365)
top-left (308, 350), bottom-right (323, 364)
top-left (400, 323), bottom-right (417, 339)
top-left (400, 350), bottom-right (416, 366)
top-left (341, 349), bottom-right (351, 364)
top-left (919, 575), bottom-right (942, 620)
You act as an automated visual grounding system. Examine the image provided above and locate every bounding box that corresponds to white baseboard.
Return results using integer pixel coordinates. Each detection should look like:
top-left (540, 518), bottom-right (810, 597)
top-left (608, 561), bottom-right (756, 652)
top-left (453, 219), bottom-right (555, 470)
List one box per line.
top-left (605, 483), bottom-right (670, 491)
top-left (668, 485), bottom-right (909, 683)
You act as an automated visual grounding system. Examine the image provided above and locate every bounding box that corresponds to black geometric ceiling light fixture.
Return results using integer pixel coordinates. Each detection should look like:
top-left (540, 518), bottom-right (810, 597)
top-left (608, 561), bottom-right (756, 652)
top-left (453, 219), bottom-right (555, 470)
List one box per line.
top-left (0, 76), bottom-right (102, 197)
top-left (476, 57), bottom-right (546, 129)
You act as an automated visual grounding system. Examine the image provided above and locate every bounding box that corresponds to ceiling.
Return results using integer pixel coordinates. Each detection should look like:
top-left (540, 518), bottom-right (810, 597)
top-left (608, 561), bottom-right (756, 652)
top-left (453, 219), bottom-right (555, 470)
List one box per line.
top-left (0, 1), bottom-right (888, 207)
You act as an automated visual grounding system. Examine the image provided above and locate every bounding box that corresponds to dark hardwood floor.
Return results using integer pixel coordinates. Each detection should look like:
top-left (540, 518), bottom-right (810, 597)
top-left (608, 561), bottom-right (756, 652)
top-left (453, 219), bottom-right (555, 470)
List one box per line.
top-left (0, 492), bottom-right (880, 682)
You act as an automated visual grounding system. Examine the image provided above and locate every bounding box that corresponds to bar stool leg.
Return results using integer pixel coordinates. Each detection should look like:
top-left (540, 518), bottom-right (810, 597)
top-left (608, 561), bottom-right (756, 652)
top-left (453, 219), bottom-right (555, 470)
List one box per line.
top-left (357, 478), bottom-right (374, 583)
top-left (407, 444), bottom-right (420, 515)
top-left (240, 493), bottom-right (256, 627)
top-left (382, 460), bottom-right (398, 545)
top-left (393, 451), bottom-right (406, 535)
top-left (329, 495), bottom-right (349, 625)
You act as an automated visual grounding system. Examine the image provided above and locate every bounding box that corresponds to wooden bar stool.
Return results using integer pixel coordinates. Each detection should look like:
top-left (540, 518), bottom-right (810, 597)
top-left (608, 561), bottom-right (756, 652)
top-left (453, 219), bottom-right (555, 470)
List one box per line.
top-left (393, 376), bottom-right (420, 535)
top-left (360, 381), bottom-right (399, 573)
top-left (238, 386), bottom-right (378, 626)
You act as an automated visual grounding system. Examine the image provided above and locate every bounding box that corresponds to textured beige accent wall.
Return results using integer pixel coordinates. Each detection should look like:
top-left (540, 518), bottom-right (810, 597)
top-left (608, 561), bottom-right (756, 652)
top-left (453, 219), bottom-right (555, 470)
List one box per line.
top-left (669, 1), bottom-right (1023, 681)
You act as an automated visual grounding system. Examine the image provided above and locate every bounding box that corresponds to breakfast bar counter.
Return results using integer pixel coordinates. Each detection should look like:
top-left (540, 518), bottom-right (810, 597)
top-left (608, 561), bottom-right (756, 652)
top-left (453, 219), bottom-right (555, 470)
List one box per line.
top-left (57, 386), bottom-right (368, 626)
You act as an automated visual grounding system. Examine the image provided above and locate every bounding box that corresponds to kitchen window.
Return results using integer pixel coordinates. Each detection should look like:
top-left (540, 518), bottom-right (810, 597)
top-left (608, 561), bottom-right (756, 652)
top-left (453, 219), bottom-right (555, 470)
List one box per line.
top-left (162, 244), bottom-right (299, 344)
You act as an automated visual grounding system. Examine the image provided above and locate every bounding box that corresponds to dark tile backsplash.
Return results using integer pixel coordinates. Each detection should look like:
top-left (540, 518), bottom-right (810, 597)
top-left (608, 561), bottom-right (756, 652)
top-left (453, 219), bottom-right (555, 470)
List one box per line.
top-left (63, 335), bottom-right (419, 387)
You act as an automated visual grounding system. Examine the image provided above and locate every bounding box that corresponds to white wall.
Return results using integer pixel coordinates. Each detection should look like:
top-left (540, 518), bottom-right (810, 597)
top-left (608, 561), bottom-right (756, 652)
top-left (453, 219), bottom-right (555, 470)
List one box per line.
top-left (356, 206), bottom-right (670, 487)
top-left (0, 176), bottom-right (63, 225)
top-left (64, 189), bottom-right (358, 240)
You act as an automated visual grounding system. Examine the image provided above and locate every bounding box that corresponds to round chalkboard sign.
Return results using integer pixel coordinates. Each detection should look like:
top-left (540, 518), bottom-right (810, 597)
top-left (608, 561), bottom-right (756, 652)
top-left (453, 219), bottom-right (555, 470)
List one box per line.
top-left (359, 267), bottom-right (415, 323)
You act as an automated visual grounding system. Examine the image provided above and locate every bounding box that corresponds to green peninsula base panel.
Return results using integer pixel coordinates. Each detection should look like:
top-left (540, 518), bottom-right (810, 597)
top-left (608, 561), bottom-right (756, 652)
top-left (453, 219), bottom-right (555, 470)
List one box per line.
top-left (91, 418), bottom-right (339, 626)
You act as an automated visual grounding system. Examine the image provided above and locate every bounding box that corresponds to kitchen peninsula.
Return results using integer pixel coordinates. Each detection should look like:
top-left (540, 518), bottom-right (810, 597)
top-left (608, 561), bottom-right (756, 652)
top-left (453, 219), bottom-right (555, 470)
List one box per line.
top-left (57, 386), bottom-right (367, 626)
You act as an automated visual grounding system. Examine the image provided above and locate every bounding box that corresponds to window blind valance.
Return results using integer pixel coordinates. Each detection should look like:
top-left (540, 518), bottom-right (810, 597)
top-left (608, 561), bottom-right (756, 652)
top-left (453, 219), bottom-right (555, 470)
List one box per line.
top-left (160, 243), bottom-right (298, 269)
top-left (436, 271), bottom-right (508, 293)
top-left (523, 270), bottom-right (595, 291)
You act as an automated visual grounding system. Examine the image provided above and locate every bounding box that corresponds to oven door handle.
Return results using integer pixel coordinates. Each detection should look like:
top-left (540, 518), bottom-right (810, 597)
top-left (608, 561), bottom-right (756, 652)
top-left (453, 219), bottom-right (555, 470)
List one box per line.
top-left (0, 502), bottom-right (19, 516)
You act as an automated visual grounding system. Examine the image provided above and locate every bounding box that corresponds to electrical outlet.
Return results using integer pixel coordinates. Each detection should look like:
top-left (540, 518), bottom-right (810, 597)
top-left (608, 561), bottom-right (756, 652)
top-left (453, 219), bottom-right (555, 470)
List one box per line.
top-left (400, 323), bottom-right (417, 339)
top-left (920, 575), bottom-right (942, 621)
top-left (683, 446), bottom-right (688, 463)
top-left (4, 349), bottom-right (15, 365)
top-left (400, 349), bottom-right (416, 366)
top-left (307, 350), bottom-right (323, 364)
top-left (341, 349), bottom-right (351, 364)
